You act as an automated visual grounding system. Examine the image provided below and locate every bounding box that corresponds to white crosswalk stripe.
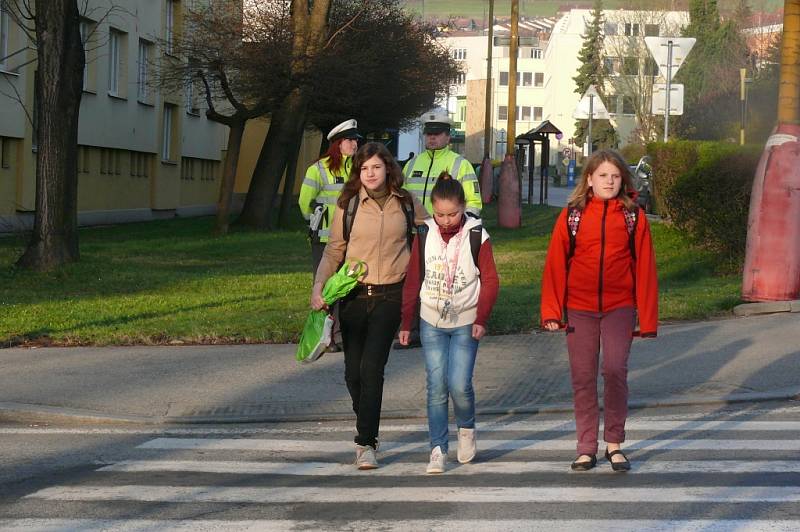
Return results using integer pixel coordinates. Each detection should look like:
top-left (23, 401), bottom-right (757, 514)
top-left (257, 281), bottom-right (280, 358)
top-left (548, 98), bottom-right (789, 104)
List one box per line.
top-left (136, 437), bottom-right (800, 452)
top-left (16, 413), bottom-right (800, 530)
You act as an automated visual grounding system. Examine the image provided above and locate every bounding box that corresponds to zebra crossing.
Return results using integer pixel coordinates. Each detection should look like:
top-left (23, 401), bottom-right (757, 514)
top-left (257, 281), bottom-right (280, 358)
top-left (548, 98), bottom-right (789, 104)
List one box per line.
top-left (7, 412), bottom-right (800, 530)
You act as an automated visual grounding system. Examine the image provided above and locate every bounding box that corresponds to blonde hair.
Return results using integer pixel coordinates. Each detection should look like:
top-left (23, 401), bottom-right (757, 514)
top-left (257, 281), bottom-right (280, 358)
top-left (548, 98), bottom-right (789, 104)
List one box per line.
top-left (567, 149), bottom-right (637, 211)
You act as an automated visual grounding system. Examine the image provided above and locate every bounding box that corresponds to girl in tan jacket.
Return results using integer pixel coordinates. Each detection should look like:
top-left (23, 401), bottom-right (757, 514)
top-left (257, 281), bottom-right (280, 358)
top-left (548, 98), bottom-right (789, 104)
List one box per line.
top-left (311, 142), bottom-right (428, 470)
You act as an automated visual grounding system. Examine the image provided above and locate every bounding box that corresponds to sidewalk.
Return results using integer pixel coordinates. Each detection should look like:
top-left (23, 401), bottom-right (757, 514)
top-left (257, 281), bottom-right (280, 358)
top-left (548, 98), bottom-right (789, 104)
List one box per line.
top-left (0, 312), bottom-right (798, 424)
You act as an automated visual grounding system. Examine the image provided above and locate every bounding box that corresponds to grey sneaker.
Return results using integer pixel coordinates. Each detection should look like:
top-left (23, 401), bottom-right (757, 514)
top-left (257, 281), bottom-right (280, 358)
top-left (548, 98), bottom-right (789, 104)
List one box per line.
top-left (426, 445), bottom-right (447, 474)
top-left (457, 427), bottom-right (476, 464)
top-left (355, 444), bottom-right (378, 470)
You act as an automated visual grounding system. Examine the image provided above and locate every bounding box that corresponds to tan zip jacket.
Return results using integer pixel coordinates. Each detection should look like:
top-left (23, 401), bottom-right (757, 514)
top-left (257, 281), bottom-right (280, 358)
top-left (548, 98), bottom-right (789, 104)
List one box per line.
top-left (315, 187), bottom-right (429, 288)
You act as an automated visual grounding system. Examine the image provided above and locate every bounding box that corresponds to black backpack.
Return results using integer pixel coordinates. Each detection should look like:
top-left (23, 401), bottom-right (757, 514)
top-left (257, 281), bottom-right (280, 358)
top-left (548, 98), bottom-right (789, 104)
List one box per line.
top-left (417, 222), bottom-right (483, 277)
top-left (342, 194), bottom-right (415, 250)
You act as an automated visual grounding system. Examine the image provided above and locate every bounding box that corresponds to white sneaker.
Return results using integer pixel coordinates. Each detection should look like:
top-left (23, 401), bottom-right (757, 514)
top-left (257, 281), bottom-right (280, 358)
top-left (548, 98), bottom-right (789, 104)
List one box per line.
top-left (426, 446), bottom-right (447, 474)
top-left (355, 444), bottom-right (378, 470)
top-left (457, 427), bottom-right (477, 463)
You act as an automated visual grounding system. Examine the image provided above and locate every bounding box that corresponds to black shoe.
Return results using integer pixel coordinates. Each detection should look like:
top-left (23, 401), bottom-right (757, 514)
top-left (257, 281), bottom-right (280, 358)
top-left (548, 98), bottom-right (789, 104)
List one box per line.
top-left (325, 343), bottom-right (342, 353)
top-left (393, 338), bottom-right (421, 350)
top-left (605, 448), bottom-right (631, 472)
top-left (570, 454), bottom-right (597, 471)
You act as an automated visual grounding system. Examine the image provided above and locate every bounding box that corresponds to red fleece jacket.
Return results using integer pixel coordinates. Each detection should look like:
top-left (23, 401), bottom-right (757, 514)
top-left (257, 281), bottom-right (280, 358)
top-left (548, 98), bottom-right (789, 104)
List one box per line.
top-left (540, 197), bottom-right (659, 336)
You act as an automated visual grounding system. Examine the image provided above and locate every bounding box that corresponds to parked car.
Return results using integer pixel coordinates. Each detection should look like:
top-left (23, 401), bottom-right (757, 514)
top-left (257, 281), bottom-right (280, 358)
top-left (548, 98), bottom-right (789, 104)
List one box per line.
top-left (629, 156), bottom-right (653, 213)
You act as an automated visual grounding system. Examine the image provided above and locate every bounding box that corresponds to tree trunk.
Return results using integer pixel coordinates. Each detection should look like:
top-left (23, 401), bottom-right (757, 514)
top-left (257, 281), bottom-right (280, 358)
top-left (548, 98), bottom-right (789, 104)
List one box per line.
top-left (237, 89), bottom-right (308, 229)
top-left (214, 122), bottom-right (245, 235)
top-left (277, 127), bottom-right (305, 228)
top-left (17, 0), bottom-right (84, 271)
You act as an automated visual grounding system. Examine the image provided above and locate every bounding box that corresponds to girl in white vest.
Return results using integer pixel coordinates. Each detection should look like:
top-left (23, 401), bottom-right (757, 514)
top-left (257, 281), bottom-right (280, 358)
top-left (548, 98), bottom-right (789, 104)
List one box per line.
top-left (399, 173), bottom-right (499, 474)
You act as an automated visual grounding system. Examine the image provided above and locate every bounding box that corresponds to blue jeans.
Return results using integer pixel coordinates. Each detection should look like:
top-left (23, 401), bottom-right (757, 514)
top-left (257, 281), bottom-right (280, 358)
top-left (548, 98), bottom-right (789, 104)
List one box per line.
top-left (420, 319), bottom-right (479, 453)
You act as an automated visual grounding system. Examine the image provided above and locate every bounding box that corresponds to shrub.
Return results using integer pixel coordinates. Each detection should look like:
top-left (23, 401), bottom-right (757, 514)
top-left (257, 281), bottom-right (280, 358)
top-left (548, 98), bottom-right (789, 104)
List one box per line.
top-left (619, 143), bottom-right (647, 164)
top-left (646, 141), bottom-right (701, 218)
top-left (666, 143), bottom-right (761, 266)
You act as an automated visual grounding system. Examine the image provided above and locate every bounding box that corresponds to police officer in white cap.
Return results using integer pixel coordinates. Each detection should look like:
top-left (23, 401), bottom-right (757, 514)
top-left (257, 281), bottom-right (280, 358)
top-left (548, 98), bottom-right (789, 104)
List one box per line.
top-left (402, 110), bottom-right (482, 216)
top-left (299, 119), bottom-right (362, 274)
top-left (299, 119), bottom-right (361, 353)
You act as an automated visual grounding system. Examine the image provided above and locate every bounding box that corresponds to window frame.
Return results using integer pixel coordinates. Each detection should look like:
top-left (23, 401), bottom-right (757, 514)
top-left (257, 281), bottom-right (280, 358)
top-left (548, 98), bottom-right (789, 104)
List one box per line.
top-left (137, 39), bottom-right (151, 103)
top-left (165, 0), bottom-right (175, 56)
top-left (0, 6), bottom-right (8, 71)
top-left (162, 104), bottom-right (174, 161)
top-left (534, 72), bottom-right (544, 87)
top-left (108, 29), bottom-right (121, 96)
top-left (498, 105), bottom-right (508, 121)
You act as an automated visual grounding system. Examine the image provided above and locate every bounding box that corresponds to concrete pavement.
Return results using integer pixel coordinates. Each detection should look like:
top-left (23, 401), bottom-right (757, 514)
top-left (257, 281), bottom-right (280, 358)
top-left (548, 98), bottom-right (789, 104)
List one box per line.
top-left (0, 312), bottom-right (798, 424)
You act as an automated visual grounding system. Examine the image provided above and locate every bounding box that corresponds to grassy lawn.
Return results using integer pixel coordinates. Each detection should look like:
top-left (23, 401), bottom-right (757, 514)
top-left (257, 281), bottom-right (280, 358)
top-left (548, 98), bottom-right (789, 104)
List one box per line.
top-left (0, 203), bottom-right (742, 346)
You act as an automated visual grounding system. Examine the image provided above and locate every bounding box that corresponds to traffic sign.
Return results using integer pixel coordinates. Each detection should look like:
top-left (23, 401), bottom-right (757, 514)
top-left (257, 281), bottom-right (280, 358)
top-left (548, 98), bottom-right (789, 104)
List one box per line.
top-left (494, 36), bottom-right (539, 47)
top-left (652, 83), bottom-right (684, 115)
top-left (645, 37), bottom-right (696, 81)
top-left (573, 85), bottom-right (610, 119)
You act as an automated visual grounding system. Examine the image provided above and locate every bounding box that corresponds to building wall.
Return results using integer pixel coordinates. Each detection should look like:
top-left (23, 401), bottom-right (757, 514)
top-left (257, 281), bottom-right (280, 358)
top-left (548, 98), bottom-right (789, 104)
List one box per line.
top-left (0, 0), bottom-right (230, 228)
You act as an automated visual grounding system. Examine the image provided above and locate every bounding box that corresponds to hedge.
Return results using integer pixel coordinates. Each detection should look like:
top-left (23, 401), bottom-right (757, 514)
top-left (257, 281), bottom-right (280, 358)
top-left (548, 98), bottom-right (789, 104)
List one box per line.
top-left (646, 141), bottom-right (762, 266)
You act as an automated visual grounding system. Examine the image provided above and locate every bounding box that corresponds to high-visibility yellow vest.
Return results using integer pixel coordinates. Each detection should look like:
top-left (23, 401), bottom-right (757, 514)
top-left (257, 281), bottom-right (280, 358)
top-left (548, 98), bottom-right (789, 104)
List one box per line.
top-left (402, 146), bottom-right (482, 216)
top-left (298, 156), bottom-right (351, 242)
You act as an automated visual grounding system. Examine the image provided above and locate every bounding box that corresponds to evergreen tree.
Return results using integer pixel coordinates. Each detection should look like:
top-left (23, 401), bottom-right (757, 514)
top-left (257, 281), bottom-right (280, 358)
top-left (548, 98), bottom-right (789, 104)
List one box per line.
top-left (674, 0), bottom-right (749, 139)
top-left (572, 0), bottom-right (617, 149)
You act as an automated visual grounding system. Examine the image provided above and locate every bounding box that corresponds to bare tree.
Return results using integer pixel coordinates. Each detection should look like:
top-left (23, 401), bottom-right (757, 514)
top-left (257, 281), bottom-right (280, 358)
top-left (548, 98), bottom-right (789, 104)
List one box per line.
top-left (237, 0), bottom-right (334, 230)
top-left (158, 1), bottom-right (291, 234)
top-left (603, 7), bottom-right (683, 144)
top-left (1, 0), bottom-right (84, 270)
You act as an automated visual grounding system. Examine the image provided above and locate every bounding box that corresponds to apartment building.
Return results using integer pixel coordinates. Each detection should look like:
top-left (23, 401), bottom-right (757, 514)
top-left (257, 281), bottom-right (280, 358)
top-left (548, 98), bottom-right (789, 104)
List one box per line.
top-left (430, 10), bottom-right (691, 166)
top-left (0, 0), bottom-right (228, 231)
top-left (543, 9), bottom-right (689, 153)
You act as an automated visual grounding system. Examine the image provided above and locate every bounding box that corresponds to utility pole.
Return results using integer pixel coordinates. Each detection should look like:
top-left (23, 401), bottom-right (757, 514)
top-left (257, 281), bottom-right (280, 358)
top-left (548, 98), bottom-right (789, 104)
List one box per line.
top-left (497, 0), bottom-right (521, 228)
top-left (506, 0), bottom-right (519, 156)
top-left (663, 40), bottom-right (674, 142)
top-left (740, 68), bottom-right (747, 145)
top-left (483, 0), bottom-right (494, 159)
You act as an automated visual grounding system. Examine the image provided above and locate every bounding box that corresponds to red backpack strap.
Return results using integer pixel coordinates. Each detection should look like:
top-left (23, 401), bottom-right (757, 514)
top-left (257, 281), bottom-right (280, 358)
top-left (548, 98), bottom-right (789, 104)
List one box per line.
top-left (566, 207), bottom-right (581, 259)
top-left (623, 208), bottom-right (639, 261)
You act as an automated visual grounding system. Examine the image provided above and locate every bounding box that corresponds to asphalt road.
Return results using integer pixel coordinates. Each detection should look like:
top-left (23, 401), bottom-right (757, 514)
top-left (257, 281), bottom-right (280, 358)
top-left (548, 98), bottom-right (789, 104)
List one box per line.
top-left (1, 400), bottom-right (800, 530)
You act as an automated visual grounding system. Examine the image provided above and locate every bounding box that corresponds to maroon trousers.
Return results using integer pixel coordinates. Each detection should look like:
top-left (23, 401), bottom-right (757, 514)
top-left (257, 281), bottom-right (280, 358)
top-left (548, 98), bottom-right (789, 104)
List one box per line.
top-left (566, 306), bottom-right (635, 456)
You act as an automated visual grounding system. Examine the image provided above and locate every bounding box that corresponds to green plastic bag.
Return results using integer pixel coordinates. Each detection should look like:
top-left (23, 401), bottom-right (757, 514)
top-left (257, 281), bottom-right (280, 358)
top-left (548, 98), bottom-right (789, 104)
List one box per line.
top-left (296, 261), bottom-right (366, 364)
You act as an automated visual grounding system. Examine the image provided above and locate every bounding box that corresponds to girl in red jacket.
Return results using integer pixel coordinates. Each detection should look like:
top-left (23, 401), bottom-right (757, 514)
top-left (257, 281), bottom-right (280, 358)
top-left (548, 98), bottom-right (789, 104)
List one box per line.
top-left (541, 149), bottom-right (658, 472)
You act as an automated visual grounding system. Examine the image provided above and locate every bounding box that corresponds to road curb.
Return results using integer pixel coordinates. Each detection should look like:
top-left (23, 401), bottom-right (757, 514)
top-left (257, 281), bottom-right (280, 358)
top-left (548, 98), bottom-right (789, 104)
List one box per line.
top-left (733, 300), bottom-right (800, 316)
top-left (2, 388), bottom-right (800, 426)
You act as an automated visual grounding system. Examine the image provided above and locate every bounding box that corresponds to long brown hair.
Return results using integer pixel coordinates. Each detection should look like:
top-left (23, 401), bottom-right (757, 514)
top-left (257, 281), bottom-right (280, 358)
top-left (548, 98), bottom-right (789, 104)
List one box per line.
top-left (338, 142), bottom-right (410, 208)
top-left (567, 149), bottom-right (636, 211)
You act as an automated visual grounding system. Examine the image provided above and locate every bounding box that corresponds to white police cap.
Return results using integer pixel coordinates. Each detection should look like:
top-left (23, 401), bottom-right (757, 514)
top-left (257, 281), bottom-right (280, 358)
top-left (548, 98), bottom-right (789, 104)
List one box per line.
top-left (423, 110), bottom-right (453, 134)
top-left (327, 119), bottom-right (362, 142)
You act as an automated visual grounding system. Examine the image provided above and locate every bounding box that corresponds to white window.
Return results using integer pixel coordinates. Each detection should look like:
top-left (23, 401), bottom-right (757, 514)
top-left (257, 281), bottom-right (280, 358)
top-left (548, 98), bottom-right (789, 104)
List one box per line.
top-left (532, 48), bottom-right (542, 59)
top-left (521, 106), bottom-right (531, 121)
top-left (460, 106), bottom-right (466, 122)
top-left (624, 23), bottom-right (640, 37)
top-left (1, 6), bottom-right (10, 70)
top-left (451, 48), bottom-right (466, 60)
top-left (522, 72), bottom-right (532, 87)
top-left (534, 72), bottom-right (544, 87)
top-left (499, 71), bottom-right (508, 86)
top-left (137, 39), bottom-right (150, 101)
top-left (162, 104), bottom-right (174, 160)
top-left (454, 72), bottom-right (466, 85)
top-left (108, 30), bottom-right (120, 95)
top-left (533, 107), bottom-right (543, 121)
top-left (498, 105), bottom-right (508, 120)
top-left (604, 22), bottom-right (618, 36)
top-left (166, 0), bottom-right (175, 55)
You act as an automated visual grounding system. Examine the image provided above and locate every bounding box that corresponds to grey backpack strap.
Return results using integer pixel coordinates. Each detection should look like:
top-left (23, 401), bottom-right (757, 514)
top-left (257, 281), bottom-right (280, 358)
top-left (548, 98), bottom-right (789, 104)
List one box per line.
top-left (343, 195), bottom-right (359, 242)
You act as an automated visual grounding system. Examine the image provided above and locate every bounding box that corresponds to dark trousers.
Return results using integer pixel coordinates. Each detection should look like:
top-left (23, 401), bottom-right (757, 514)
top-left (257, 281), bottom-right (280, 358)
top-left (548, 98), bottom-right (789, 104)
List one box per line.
top-left (339, 284), bottom-right (403, 448)
top-left (566, 306), bottom-right (635, 456)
